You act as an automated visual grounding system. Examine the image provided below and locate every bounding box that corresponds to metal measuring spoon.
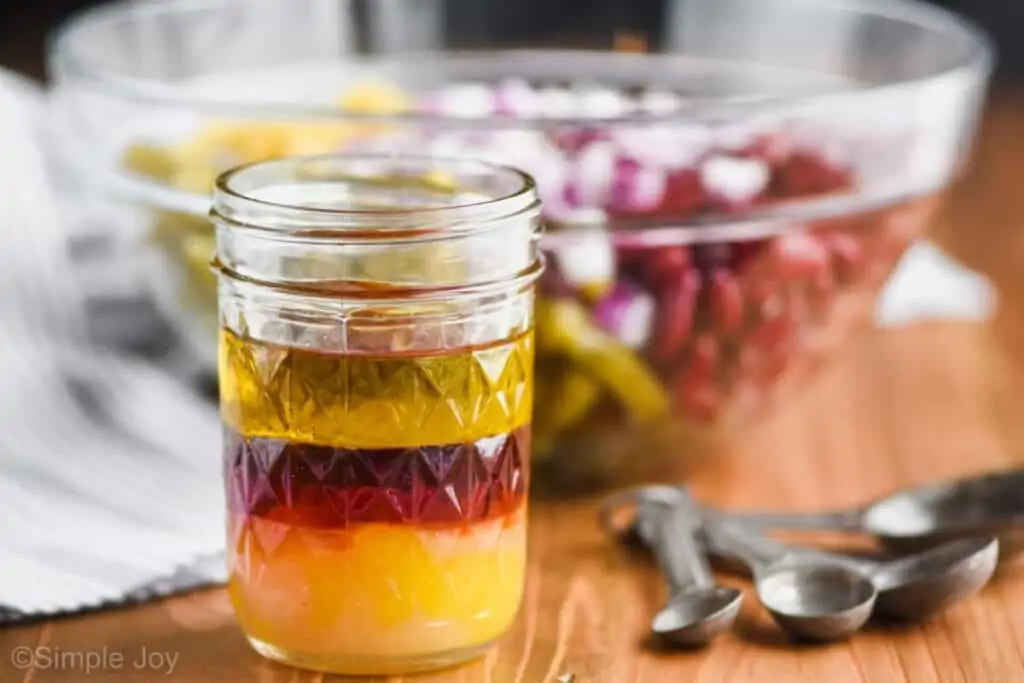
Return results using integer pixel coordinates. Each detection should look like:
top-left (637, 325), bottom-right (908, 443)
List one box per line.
top-left (633, 487), bottom-right (743, 646)
top-left (854, 536), bottom-right (999, 620)
top-left (706, 524), bottom-right (999, 622)
top-left (729, 469), bottom-right (1024, 561)
top-left (702, 515), bottom-right (877, 641)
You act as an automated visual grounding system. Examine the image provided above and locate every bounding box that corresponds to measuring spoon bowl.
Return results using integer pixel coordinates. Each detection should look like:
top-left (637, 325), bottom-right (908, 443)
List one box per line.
top-left (863, 536), bottom-right (999, 621)
top-left (635, 487), bottom-right (743, 647)
top-left (652, 585), bottom-right (744, 647)
top-left (754, 562), bottom-right (877, 642)
top-left (705, 523), bottom-right (999, 622)
top-left (703, 517), bottom-right (877, 642)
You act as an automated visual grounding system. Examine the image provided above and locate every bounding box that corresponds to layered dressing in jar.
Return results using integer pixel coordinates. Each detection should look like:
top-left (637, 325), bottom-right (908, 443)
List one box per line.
top-left (212, 155), bottom-right (541, 674)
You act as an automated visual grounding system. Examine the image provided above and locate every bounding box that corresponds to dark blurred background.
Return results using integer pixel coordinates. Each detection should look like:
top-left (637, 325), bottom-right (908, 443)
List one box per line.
top-left (2, 0), bottom-right (1023, 82)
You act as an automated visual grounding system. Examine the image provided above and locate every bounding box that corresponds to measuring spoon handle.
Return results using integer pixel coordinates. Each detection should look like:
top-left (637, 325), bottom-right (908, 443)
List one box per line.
top-left (702, 514), bottom-right (794, 572)
top-left (640, 490), bottom-right (716, 593)
top-left (726, 508), bottom-right (866, 533)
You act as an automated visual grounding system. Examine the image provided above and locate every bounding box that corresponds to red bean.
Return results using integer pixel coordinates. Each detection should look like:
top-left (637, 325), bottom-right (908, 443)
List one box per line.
top-left (812, 256), bottom-right (835, 290)
top-left (616, 242), bottom-right (650, 267)
top-left (745, 277), bottom-right (783, 316)
top-left (808, 260), bottom-right (835, 320)
top-left (738, 343), bottom-right (761, 377)
top-left (676, 384), bottom-right (721, 423)
top-left (652, 270), bottom-right (701, 361)
top-left (728, 240), bottom-right (770, 273)
top-left (691, 335), bottom-right (720, 376)
top-left (709, 268), bottom-right (745, 335)
top-left (645, 246), bottom-right (691, 288)
top-left (749, 313), bottom-right (795, 358)
top-left (661, 169), bottom-right (706, 215)
top-left (824, 232), bottom-right (865, 282)
top-left (770, 151), bottom-right (854, 198)
top-left (671, 335), bottom-right (721, 423)
top-left (739, 324), bottom-right (792, 392)
top-left (783, 282), bottom-right (811, 328)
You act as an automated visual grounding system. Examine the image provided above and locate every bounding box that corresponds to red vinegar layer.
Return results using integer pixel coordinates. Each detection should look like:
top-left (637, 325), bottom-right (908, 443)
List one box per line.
top-left (223, 426), bottom-right (529, 528)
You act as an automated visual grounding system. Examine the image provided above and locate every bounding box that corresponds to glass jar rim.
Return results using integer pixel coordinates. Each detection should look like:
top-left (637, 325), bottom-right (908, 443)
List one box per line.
top-left (211, 153), bottom-right (541, 239)
top-left (211, 153), bottom-right (544, 298)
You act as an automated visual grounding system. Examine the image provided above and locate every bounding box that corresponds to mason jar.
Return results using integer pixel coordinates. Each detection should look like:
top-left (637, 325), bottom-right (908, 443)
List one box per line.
top-left (211, 155), bottom-right (542, 675)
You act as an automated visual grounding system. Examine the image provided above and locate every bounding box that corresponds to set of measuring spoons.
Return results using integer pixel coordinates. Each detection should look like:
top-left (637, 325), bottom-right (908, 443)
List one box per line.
top-left (600, 468), bottom-right (1024, 645)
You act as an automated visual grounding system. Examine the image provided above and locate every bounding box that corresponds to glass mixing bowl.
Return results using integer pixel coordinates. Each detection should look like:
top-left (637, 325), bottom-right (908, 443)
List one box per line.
top-left (48, 0), bottom-right (992, 493)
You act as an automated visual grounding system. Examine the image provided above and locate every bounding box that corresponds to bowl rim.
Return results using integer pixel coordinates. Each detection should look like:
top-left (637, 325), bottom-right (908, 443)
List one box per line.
top-left (48, 0), bottom-right (994, 126)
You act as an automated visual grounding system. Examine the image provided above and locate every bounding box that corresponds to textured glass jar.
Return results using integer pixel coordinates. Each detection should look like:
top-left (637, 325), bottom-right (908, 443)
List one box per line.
top-left (211, 155), bottom-right (542, 675)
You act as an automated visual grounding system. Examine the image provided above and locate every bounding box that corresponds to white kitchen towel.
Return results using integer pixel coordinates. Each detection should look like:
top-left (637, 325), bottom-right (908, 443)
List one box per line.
top-left (0, 71), bottom-right (225, 625)
top-left (875, 240), bottom-right (997, 326)
top-left (0, 65), bottom-right (998, 625)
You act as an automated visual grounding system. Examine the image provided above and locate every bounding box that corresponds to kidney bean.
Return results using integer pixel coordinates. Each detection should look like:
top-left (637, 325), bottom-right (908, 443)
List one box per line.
top-left (615, 242), bottom-right (648, 268)
top-left (737, 328), bottom-right (792, 398)
top-left (823, 232), bottom-right (865, 282)
top-left (808, 260), bottom-right (836, 321)
top-left (770, 151), bottom-right (854, 198)
top-left (749, 312), bottom-right (796, 359)
top-left (676, 383), bottom-right (721, 423)
top-left (709, 268), bottom-right (744, 335)
top-left (660, 169), bottom-right (707, 215)
top-left (644, 246), bottom-right (691, 289)
top-left (727, 240), bottom-right (770, 273)
top-left (691, 243), bottom-right (732, 272)
top-left (691, 335), bottom-right (721, 375)
top-left (791, 281), bottom-right (816, 328)
top-left (743, 273), bottom-right (783, 316)
top-left (671, 335), bottom-right (721, 423)
top-left (810, 251), bottom-right (834, 287)
top-left (652, 270), bottom-right (701, 361)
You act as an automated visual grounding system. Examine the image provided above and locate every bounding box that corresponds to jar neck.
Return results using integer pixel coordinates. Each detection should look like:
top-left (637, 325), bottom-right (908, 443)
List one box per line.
top-left (210, 155), bottom-right (543, 294)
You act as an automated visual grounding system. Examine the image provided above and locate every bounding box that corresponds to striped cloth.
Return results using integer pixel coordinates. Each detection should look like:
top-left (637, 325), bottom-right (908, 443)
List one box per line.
top-left (0, 71), bottom-right (225, 624)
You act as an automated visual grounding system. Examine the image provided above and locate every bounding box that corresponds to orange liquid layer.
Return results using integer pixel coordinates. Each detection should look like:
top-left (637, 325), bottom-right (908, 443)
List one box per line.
top-left (228, 508), bottom-right (527, 660)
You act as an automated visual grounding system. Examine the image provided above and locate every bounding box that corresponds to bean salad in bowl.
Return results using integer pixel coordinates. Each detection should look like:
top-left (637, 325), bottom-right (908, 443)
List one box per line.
top-left (50, 0), bottom-right (992, 491)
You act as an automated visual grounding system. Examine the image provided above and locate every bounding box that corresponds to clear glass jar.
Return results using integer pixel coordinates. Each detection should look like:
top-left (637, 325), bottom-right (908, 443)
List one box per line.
top-left (211, 155), bottom-right (542, 675)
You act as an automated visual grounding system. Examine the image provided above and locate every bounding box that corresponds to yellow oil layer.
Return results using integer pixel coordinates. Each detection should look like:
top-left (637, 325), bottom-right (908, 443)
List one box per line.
top-left (228, 510), bottom-right (526, 660)
top-left (220, 328), bottom-right (534, 449)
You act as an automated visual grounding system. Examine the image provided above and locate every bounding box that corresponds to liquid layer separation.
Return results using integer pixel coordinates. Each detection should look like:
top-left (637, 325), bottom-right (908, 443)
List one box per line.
top-left (220, 327), bottom-right (533, 670)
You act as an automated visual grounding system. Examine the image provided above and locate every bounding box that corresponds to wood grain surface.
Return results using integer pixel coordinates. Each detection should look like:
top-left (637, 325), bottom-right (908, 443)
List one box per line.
top-left (3, 96), bottom-right (1024, 683)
